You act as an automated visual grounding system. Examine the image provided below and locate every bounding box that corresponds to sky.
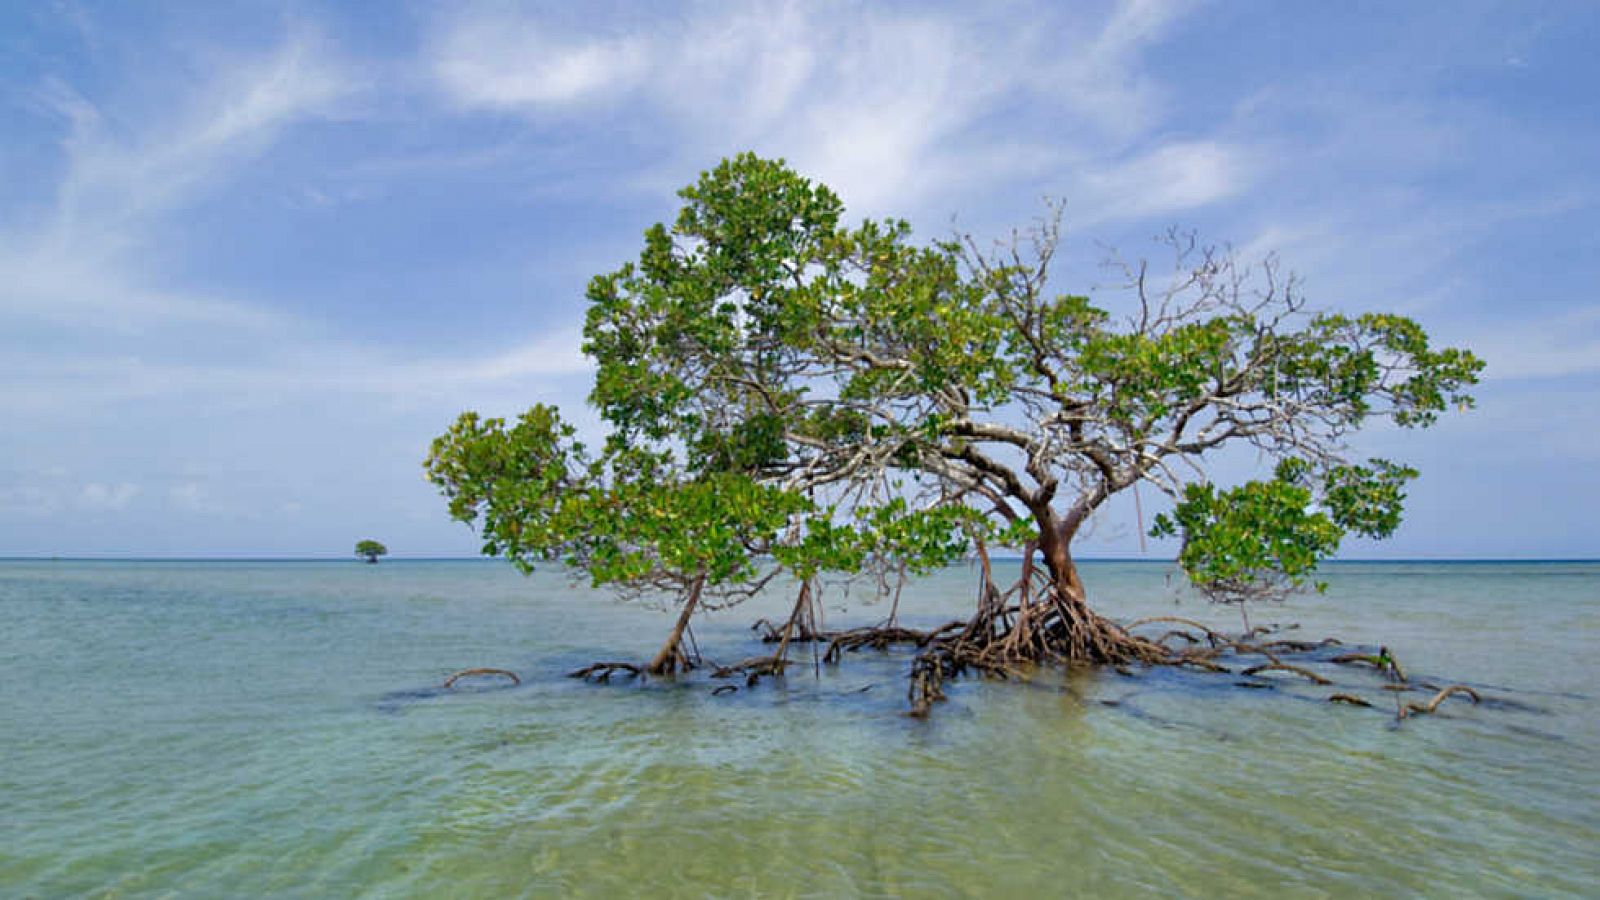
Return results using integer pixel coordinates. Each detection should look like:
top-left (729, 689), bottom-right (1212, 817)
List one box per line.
top-left (2, 0), bottom-right (1597, 559)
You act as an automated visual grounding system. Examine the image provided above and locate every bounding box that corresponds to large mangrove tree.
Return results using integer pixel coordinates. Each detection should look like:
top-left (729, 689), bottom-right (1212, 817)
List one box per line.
top-left (426, 153), bottom-right (1481, 714)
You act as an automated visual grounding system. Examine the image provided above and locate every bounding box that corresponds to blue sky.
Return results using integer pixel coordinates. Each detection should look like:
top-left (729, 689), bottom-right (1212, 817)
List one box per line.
top-left (2, 1), bottom-right (1596, 559)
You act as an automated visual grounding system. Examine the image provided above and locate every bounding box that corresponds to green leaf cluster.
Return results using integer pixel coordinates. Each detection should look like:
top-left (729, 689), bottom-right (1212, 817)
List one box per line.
top-left (1149, 457), bottom-right (1418, 603)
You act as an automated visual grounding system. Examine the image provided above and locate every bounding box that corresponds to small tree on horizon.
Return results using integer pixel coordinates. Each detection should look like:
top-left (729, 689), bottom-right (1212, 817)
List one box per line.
top-left (355, 540), bottom-right (388, 564)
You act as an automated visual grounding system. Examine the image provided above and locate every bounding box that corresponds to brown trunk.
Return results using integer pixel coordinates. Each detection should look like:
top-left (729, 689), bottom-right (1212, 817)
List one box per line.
top-left (1031, 505), bottom-right (1147, 664)
top-left (770, 579), bottom-right (811, 668)
top-left (1035, 507), bottom-right (1085, 602)
top-left (646, 573), bottom-right (705, 675)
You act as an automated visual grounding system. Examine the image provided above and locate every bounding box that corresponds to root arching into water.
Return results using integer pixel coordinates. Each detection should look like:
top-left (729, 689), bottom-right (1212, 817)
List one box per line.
top-left (442, 667), bottom-right (520, 689)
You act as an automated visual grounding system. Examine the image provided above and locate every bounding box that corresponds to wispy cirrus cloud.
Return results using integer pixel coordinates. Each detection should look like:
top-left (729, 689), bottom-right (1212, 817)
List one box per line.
top-left (424, 1), bottom-right (1209, 215)
top-left (1072, 140), bottom-right (1250, 225)
top-left (0, 326), bottom-right (591, 418)
top-left (47, 33), bottom-right (352, 242)
top-left (432, 20), bottom-right (648, 110)
top-left (5, 32), bottom-right (352, 332)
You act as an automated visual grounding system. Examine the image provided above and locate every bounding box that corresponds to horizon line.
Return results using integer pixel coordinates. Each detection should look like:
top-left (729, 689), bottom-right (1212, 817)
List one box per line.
top-left (2, 555), bottom-right (1595, 564)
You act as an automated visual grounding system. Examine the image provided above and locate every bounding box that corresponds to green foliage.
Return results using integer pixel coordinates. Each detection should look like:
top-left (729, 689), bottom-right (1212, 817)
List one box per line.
top-left (355, 540), bottom-right (387, 562)
top-left (1149, 456), bottom-right (1419, 603)
top-left (429, 152), bottom-right (1481, 615)
top-left (428, 405), bottom-right (799, 585)
top-left (424, 403), bottom-right (975, 590)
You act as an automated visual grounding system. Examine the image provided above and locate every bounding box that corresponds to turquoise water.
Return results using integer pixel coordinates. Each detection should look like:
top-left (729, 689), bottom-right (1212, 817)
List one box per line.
top-left (2, 560), bottom-right (1597, 897)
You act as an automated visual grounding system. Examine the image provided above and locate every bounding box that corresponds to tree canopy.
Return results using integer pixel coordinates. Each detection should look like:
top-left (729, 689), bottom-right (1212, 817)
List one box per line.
top-left (355, 540), bottom-right (388, 564)
top-left (426, 153), bottom-right (1481, 696)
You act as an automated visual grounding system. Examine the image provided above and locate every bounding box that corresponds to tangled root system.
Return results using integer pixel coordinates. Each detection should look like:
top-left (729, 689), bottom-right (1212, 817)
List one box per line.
top-left (563, 543), bottom-right (1494, 724)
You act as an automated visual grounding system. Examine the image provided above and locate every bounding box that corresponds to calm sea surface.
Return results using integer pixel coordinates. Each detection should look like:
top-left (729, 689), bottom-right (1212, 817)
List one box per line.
top-left (2, 559), bottom-right (1596, 897)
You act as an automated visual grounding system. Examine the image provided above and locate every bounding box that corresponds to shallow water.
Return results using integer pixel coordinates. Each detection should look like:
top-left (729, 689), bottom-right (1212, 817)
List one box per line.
top-left (2, 559), bottom-right (1596, 897)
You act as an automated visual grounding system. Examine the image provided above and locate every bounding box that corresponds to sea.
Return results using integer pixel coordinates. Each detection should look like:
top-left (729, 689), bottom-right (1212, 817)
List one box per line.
top-left (2, 559), bottom-right (1596, 897)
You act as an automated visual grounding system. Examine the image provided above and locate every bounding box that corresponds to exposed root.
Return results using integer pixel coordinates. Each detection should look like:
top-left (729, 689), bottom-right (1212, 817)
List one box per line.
top-left (1331, 646), bottom-right (1407, 682)
top-left (442, 667), bottom-right (520, 689)
top-left (1403, 685), bottom-right (1481, 718)
top-left (561, 546), bottom-right (1487, 725)
top-left (1127, 616), bottom-right (1230, 645)
top-left (823, 625), bottom-right (948, 663)
top-left (715, 580), bottom-right (819, 687)
top-left (905, 546), bottom-right (1168, 716)
top-left (1331, 653), bottom-right (1377, 665)
top-left (711, 685), bottom-right (738, 696)
top-left (1240, 662), bottom-right (1332, 685)
top-left (567, 662), bottom-right (644, 683)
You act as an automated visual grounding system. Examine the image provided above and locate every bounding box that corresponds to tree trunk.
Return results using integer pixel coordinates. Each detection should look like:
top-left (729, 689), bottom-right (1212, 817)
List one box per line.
top-left (1032, 505), bottom-right (1151, 664)
top-left (1035, 507), bottom-right (1085, 601)
top-left (646, 573), bottom-right (705, 675)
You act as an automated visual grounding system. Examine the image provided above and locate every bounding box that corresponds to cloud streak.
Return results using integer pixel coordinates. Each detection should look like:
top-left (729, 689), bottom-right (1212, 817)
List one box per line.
top-left (425, 1), bottom-right (1209, 215)
top-left (5, 33), bottom-right (353, 332)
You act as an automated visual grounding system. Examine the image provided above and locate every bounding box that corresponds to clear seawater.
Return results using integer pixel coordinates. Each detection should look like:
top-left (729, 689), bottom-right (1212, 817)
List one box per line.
top-left (2, 559), bottom-right (1596, 897)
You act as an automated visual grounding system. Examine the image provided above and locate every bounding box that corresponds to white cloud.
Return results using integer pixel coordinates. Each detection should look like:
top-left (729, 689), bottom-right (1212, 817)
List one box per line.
top-left (0, 326), bottom-right (592, 418)
top-left (1075, 140), bottom-right (1249, 224)
top-left (1467, 307), bottom-right (1600, 380)
top-left (51, 34), bottom-right (351, 240)
top-left (443, 327), bottom-right (591, 384)
top-left (0, 484), bottom-right (61, 517)
top-left (1047, 0), bottom-right (1194, 137)
top-left (0, 243), bottom-right (291, 332)
top-left (432, 18), bottom-right (648, 110)
top-left (424, 2), bottom-right (1207, 215)
top-left (170, 483), bottom-right (207, 513)
top-left (79, 482), bottom-right (140, 511)
top-left (4, 34), bottom-right (353, 333)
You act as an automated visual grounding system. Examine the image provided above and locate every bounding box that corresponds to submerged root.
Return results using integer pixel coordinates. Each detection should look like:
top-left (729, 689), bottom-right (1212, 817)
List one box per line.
top-left (1261, 639), bottom-right (1339, 653)
top-left (443, 667), bottom-right (520, 689)
top-left (1329, 693), bottom-right (1374, 708)
top-left (711, 655), bottom-right (793, 686)
top-left (1178, 657), bottom-right (1233, 674)
top-left (567, 662), bottom-right (644, 683)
